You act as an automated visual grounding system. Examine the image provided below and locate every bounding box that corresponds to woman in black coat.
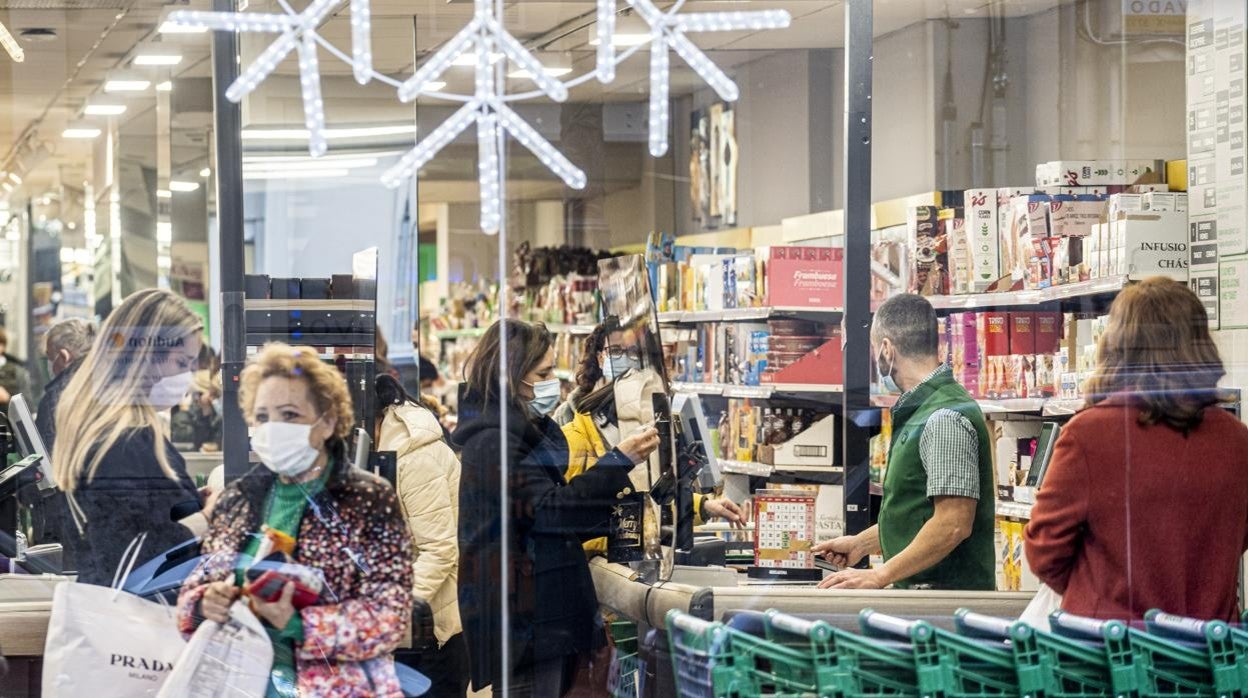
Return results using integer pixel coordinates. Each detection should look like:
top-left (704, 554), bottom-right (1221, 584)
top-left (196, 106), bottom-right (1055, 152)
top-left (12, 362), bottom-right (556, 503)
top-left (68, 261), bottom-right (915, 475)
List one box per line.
top-left (453, 320), bottom-right (659, 697)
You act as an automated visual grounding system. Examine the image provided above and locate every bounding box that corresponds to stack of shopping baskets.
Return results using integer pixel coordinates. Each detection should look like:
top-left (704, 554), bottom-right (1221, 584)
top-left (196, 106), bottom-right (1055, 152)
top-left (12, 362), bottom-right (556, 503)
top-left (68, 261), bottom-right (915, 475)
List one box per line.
top-left (666, 606), bottom-right (1248, 697)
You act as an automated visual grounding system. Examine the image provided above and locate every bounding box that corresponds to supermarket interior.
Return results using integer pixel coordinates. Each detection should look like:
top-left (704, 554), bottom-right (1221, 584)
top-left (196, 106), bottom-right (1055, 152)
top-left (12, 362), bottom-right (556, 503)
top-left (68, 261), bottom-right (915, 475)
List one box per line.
top-left (1, 0), bottom-right (1247, 696)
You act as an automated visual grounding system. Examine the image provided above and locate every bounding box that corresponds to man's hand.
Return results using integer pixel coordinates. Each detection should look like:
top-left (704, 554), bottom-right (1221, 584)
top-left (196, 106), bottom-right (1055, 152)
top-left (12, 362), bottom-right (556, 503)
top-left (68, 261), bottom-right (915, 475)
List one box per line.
top-left (818, 567), bottom-right (887, 590)
top-left (811, 535), bottom-right (869, 568)
top-left (0, 386), bottom-right (11, 404)
top-left (703, 498), bottom-right (745, 528)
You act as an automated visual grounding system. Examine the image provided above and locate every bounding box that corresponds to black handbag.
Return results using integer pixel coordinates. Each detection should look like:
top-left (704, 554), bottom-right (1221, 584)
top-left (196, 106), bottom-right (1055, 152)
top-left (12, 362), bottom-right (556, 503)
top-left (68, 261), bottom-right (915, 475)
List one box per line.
top-left (409, 596), bottom-right (437, 653)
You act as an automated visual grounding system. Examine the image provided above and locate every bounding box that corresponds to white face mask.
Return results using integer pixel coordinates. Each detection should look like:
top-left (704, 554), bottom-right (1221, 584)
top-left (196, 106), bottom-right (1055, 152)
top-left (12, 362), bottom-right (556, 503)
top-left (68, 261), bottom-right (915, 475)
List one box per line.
top-left (251, 421), bottom-right (321, 478)
top-left (149, 370), bottom-right (195, 410)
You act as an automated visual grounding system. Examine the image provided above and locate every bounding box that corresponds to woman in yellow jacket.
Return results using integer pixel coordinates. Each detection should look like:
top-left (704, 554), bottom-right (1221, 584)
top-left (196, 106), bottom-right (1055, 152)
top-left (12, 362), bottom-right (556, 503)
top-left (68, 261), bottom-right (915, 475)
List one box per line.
top-left (561, 320), bottom-right (743, 556)
top-left (375, 374), bottom-right (467, 697)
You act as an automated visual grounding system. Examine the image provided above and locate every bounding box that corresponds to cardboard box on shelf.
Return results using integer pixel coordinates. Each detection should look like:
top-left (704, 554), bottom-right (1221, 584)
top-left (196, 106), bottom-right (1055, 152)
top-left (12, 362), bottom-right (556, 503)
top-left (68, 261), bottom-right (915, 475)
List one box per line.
top-left (1034, 312), bottom-right (1062, 355)
top-left (997, 188), bottom-right (1034, 280)
top-left (1142, 192), bottom-right (1188, 212)
top-left (908, 206), bottom-right (947, 296)
top-left (1037, 160), bottom-right (1163, 187)
top-left (1111, 211), bottom-right (1190, 281)
top-left (1167, 159), bottom-right (1187, 191)
top-left (758, 413), bottom-right (837, 468)
top-left (965, 189), bottom-right (1001, 292)
top-left (761, 329), bottom-right (844, 386)
top-left (943, 208), bottom-right (971, 294)
top-left (1034, 354), bottom-right (1057, 398)
top-left (1009, 312), bottom-right (1035, 355)
top-left (762, 246), bottom-right (844, 308)
top-left (978, 311), bottom-right (1010, 399)
top-left (1048, 198), bottom-right (1105, 238)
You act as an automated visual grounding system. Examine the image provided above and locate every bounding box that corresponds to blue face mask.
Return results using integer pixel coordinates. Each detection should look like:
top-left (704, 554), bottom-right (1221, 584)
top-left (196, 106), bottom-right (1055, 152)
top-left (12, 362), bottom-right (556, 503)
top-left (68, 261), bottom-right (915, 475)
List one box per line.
top-left (602, 355), bottom-right (639, 382)
top-left (878, 348), bottom-right (900, 394)
top-left (526, 378), bottom-right (562, 416)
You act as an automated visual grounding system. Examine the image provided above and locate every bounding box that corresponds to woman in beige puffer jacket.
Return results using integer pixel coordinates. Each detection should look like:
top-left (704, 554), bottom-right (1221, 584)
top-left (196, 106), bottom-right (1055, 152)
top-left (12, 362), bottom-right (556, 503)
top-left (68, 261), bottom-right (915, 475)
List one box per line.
top-left (376, 374), bottom-right (467, 698)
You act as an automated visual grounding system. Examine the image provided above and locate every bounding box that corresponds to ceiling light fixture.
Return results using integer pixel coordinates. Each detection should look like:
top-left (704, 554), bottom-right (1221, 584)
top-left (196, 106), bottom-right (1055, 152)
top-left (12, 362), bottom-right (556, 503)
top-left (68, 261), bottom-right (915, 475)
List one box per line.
top-left (200, 167), bottom-right (211, 178)
top-left (84, 102), bottom-right (128, 116)
top-left (0, 22), bottom-right (25, 63)
top-left (243, 168), bottom-right (350, 180)
top-left (169, 180), bottom-right (200, 192)
top-left (1, 182), bottom-right (12, 194)
top-left (134, 52), bottom-right (183, 66)
top-left (156, 190), bottom-right (172, 199)
top-left (8, 173), bottom-right (22, 185)
top-left (63, 127), bottom-right (103, 139)
top-left (104, 78), bottom-right (151, 93)
top-left (452, 51), bottom-right (502, 67)
top-left (155, 81), bottom-right (173, 92)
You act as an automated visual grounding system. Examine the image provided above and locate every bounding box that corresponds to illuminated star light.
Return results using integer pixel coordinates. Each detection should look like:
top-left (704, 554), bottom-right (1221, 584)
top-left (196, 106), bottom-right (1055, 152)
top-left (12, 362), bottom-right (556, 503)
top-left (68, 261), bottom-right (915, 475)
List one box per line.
top-left (623, 0), bottom-right (791, 157)
top-left (384, 0), bottom-right (585, 234)
top-left (166, 0), bottom-right (373, 157)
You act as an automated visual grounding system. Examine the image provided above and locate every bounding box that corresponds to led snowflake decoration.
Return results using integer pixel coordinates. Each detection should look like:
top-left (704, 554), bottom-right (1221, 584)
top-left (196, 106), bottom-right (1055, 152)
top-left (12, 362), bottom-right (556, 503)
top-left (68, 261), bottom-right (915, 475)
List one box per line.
top-left (166, 0), bottom-right (790, 233)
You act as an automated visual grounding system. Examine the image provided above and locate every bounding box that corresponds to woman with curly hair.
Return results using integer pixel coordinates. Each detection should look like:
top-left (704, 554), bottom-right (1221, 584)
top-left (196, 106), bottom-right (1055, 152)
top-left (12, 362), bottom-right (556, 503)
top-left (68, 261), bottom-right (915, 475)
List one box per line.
top-left (176, 343), bottom-right (413, 696)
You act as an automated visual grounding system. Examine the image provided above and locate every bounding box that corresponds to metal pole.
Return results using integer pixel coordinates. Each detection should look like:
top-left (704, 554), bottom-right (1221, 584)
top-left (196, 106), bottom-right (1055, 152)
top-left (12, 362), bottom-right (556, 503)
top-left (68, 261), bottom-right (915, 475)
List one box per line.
top-left (212, 0), bottom-right (247, 480)
top-left (841, 0), bottom-right (873, 536)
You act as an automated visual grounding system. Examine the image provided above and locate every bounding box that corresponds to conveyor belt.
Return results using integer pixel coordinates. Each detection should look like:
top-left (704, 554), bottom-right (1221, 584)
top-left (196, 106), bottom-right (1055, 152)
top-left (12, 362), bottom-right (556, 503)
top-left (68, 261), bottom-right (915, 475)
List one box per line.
top-left (589, 559), bottom-right (1034, 630)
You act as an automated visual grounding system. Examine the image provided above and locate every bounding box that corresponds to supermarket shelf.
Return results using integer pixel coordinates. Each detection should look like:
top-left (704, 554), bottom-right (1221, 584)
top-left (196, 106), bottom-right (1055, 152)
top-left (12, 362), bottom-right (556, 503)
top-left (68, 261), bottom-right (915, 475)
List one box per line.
top-left (244, 298), bottom-right (376, 311)
top-left (544, 322), bottom-right (596, 335)
top-left (996, 501), bottom-right (1033, 519)
top-left (976, 398), bottom-right (1048, 414)
top-left (657, 305), bottom-right (843, 324)
top-left (671, 382), bottom-right (843, 398)
top-left (925, 275), bottom-right (1128, 310)
top-left (874, 393), bottom-right (1084, 417)
top-left (433, 327), bottom-right (488, 340)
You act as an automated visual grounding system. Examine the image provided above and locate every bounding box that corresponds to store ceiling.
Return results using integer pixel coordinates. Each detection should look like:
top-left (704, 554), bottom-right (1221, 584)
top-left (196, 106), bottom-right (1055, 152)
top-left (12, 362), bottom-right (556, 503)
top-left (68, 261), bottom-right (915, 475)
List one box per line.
top-left (0, 0), bottom-right (1071, 200)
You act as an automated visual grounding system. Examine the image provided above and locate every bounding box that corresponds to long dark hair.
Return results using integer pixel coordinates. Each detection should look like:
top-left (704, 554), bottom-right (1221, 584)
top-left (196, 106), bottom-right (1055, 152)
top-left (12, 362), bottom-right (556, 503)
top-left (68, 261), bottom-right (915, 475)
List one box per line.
top-left (574, 316), bottom-right (620, 403)
top-left (375, 372), bottom-right (417, 410)
top-left (1085, 276), bottom-right (1226, 431)
top-left (463, 319), bottom-right (554, 415)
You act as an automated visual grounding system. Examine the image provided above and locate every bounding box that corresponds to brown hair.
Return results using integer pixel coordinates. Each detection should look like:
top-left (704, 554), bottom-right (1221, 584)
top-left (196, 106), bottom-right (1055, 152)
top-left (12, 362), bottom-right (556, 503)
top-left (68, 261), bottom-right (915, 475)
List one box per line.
top-left (1084, 276), bottom-right (1225, 431)
top-left (239, 342), bottom-right (355, 441)
top-left (573, 316), bottom-right (621, 402)
top-left (463, 319), bottom-right (553, 415)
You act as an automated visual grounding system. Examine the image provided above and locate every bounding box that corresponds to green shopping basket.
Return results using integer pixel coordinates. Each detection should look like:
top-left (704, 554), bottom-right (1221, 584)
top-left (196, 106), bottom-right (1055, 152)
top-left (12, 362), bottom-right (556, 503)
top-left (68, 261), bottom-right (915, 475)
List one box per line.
top-left (862, 609), bottom-right (1019, 698)
top-left (720, 611), bottom-right (831, 696)
top-left (609, 620), bottom-right (643, 698)
top-left (667, 609), bottom-right (751, 698)
top-left (1145, 611), bottom-right (1248, 698)
top-left (758, 610), bottom-right (843, 697)
top-left (1051, 611), bottom-right (1214, 698)
top-left (955, 609), bottom-right (1112, 698)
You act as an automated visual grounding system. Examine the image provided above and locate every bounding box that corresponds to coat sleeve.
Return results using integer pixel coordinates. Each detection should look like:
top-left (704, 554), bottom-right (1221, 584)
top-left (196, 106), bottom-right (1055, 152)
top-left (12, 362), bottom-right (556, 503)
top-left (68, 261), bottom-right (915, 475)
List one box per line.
top-left (298, 484), bottom-right (414, 663)
top-left (175, 489), bottom-right (248, 637)
top-left (1023, 429), bottom-right (1090, 595)
top-left (525, 447), bottom-right (633, 537)
top-left (398, 441), bottom-right (459, 603)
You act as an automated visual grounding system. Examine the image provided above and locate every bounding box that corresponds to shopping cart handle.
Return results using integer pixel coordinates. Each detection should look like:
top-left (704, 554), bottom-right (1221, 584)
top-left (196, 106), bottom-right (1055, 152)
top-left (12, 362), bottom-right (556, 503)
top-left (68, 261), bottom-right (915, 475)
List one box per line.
top-left (954, 609), bottom-right (1018, 640)
top-left (1050, 611), bottom-right (1126, 640)
top-left (1145, 610), bottom-right (1228, 642)
top-left (860, 609), bottom-right (932, 641)
top-left (667, 609), bottom-right (714, 635)
top-left (758, 609), bottom-right (828, 644)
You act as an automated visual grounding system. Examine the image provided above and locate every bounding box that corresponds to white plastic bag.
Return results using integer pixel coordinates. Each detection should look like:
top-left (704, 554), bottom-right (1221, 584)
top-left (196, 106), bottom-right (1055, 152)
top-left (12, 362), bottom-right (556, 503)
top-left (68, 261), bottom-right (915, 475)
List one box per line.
top-left (1019, 583), bottom-right (1063, 632)
top-left (42, 535), bottom-right (186, 698)
top-left (156, 601), bottom-right (274, 698)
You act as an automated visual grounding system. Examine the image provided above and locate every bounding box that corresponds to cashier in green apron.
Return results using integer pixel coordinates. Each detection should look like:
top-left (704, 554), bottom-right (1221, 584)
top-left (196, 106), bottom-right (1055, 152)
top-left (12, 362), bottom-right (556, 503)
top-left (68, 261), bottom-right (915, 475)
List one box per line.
top-left (812, 294), bottom-right (995, 590)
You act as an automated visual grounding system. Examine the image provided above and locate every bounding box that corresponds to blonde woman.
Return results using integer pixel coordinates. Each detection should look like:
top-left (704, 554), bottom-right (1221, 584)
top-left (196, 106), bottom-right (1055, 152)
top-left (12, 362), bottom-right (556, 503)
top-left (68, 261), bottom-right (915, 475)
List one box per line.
top-left (177, 343), bottom-right (413, 696)
top-left (53, 289), bottom-right (205, 585)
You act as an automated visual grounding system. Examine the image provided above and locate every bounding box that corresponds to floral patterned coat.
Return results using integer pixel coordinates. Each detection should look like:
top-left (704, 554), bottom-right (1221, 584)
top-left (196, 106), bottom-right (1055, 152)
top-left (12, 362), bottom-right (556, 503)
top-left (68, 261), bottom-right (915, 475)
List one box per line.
top-left (176, 462), bottom-right (414, 697)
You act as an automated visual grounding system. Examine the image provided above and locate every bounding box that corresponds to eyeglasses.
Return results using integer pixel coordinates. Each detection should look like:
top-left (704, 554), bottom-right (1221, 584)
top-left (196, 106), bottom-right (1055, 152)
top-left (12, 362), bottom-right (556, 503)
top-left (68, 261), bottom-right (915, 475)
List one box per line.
top-left (606, 346), bottom-right (643, 362)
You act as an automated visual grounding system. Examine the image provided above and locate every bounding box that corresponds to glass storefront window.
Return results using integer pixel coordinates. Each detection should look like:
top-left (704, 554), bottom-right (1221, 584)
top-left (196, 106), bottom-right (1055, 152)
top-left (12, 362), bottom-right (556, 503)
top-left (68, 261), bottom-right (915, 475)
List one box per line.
top-left (0, 1), bottom-right (1244, 696)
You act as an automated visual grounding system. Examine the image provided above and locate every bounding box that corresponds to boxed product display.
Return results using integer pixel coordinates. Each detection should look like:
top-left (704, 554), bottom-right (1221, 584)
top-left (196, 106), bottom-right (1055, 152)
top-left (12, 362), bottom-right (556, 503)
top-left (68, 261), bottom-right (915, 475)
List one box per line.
top-left (964, 189), bottom-right (1001, 290)
top-left (1109, 211), bottom-right (1190, 281)
top-left (1034, 159), bottom-right (1162, 187)
top-left (907, 205), bottom-right (947, 295)
top-left (761, 320), bottom-right (843, 386)
top-left (763, 246), bottom-right (843, 308)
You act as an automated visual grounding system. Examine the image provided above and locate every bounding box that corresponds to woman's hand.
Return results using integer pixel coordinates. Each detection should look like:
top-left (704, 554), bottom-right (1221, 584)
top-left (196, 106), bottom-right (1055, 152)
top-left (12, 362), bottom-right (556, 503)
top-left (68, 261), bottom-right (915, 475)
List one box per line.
top-left (616, 426), bottom-right (660, 464)
top-left (201, 581), bottom-right (239, 624)
top-left (251, 582), bottom-right (298, 630)
top-left (703, 497), bottom-right (745, 528)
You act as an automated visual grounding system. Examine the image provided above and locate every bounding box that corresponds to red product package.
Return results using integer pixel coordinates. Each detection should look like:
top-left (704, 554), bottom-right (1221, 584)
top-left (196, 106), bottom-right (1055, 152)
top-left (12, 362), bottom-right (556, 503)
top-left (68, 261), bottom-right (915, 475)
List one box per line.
top-left (977, 312), bottom-right (1010, 358)
top-left (1034, 312), bottom-right (1062, 355)
top-left (1008, 312), bottom-right (1035, 356)
top-left (764, 246), bottom-right (844, 308)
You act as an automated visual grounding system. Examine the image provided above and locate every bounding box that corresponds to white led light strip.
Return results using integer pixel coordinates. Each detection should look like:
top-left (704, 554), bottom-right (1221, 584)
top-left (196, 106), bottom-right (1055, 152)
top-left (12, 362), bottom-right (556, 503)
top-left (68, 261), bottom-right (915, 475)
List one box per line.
top-left (166, 0), bottom-right (789, 231)
top-left (0, 21), bottom-right (24, 63)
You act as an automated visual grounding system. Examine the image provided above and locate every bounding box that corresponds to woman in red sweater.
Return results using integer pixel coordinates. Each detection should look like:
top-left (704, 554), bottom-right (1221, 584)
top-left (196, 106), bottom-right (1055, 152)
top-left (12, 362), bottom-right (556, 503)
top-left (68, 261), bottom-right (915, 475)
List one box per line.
top-left (1024, 277), bottom-right (1248, 621)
